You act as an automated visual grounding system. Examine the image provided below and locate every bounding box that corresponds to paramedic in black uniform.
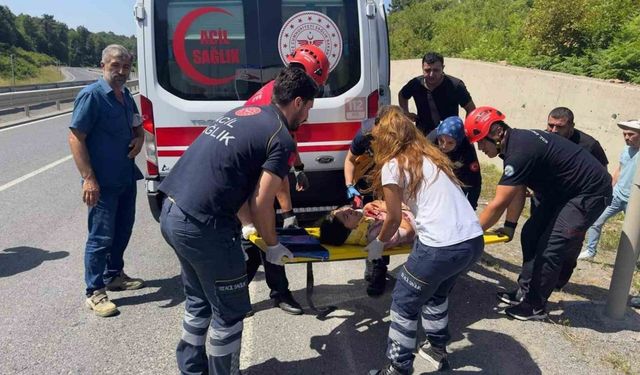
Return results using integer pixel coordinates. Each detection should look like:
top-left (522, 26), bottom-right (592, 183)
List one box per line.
top-left (158, 67), bottom-right (318, 375)
top-left (464, 106), bottom-right (611, 321)
top-left (398, 52), bottom-right (475, 135)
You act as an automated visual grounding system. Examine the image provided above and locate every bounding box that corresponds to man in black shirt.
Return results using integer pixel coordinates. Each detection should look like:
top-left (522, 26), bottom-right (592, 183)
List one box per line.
top-left (465, 106), bottom-right (611, 321)
top-left (158, 67), bottom-right (318, 375)
top-left (543, 107), bottom-right (609, 289)
top-left (398, 52), bottom-right (475, 135)
top-left (546, 107), bottom-right (608, 166)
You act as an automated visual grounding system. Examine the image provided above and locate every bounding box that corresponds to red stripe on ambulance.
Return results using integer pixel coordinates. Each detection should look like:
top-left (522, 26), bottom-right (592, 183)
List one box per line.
top-left (155, 121), bottom-right (362, 147)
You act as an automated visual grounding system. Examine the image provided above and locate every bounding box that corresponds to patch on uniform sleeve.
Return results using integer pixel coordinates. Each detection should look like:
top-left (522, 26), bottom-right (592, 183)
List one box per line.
top-left (469, 161), bottom-right (480, 172)
top-left (235, 107), bottom-right (262, 117)
top-left (504, 165), bottom-right (515, 177)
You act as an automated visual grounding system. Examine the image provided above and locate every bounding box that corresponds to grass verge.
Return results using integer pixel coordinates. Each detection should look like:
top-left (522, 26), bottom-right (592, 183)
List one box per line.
top-left (0, 66), bottom-right (64, 86)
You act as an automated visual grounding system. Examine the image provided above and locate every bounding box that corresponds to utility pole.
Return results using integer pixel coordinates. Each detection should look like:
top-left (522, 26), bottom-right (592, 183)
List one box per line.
top-left (10, 54), bottom-right (15, 87)
top-left (605, 149), bottom-right (640, 319)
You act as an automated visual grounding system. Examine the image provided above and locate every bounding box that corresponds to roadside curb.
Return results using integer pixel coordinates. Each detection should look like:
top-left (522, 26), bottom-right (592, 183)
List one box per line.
top-left (0, 109), bottom-right (74, 130)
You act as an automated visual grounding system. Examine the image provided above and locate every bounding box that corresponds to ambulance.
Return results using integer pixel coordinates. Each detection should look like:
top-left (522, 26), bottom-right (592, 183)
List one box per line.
top-left (134, 0), bottom-right (390, 221)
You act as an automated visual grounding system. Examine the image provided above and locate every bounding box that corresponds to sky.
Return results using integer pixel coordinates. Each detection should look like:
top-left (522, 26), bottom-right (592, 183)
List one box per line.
top-left (1, 0), bottom-right (393, 37)
top-left (2, 0), bottom-right (138, 36)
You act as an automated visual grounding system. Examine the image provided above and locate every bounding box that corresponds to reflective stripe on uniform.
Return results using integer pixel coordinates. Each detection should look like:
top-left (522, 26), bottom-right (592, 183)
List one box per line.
top-left (422, 298), bottom-right (448, 315)
top-left (206, 320), bottom-right (243, 356)
top-left (422, 315), bottom-right (448, 332)
top-left (388, 326), bottom-right (416, 349)
top-left (181, 329), bottom-right (206, 346)
top-left (390, 310), bottom-right (418, 330)
top-left (184, 310), bottom-right (211, 328)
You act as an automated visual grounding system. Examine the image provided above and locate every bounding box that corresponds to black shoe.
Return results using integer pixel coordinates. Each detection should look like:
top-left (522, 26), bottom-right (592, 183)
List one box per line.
top-left (368, 363), bottom-right (409, 375)
top-left (364, 260), bottom-right (374, 282)
top-left (505, 301), bottom-right (547, 321)
top-left (630, 296), bottom-right (640, 309)
top-left (274, 294), bottom-right (303, 315)
top-left (496, 289), bottom-right (524, 306)
top-left (367, 265), bottom-right (387, 297)
top-left (418, 343), bottom-right (450, 371)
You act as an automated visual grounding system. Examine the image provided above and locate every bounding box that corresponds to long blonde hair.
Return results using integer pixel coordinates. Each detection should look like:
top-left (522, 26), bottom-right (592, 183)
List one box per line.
top-left (367, 105), bottom-right (461, 200)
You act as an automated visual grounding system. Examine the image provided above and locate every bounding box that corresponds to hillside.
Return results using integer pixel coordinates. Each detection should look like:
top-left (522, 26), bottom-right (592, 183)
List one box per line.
top-left (0, 5), bottom-right (135, 84)
top-left (388, 0), bottom-right (640, 84)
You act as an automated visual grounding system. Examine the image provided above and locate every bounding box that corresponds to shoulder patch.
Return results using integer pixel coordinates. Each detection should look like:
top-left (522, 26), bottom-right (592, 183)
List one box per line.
top-left (235, 107), bottom-right (262, 117)
top-left (504, 165), bottom-right (515, 177)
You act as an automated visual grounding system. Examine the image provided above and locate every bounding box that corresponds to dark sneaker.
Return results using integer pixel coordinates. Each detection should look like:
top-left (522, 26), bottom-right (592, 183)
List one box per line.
top-left (364, 260), bottom-right (374, 282)
top-left (505, 301), bottom-right (547, 321)
top-left (106, 271), bottom-right (145, 291)
top-left (367, 265), bottom-right (387, 297)
top-left (496, 289), bottom-right (524, 306)
top-left (629, 296), bottom-right (640, 309)
top-left (418, 343), bottom-right (450, 371)
top-left (274, 294), bottom-right (303, 315)
top-left (368, 363), bottom-right (409, 375)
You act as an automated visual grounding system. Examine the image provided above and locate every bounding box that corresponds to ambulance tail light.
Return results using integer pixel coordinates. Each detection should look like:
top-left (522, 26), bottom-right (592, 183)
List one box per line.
top-left (367, 89), bottom-right (379, 119)
top-left (140, 94), bottom-right (159, 178)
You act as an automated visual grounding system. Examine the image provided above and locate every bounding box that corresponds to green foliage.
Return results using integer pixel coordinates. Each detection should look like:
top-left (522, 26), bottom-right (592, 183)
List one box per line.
top-left (0, 5), bottom-right (136, 82)
top-left (388, 0), bottom-right (640, 83)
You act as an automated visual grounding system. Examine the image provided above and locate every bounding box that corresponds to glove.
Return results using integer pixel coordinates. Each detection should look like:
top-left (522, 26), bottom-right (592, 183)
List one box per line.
top-left (346, 184), bottom-right (361, 200)
top-left (494, 221), bottom-right (517, 242)
top-left (294, 170), bottom-right (310, 191)
top-left (283, 215), bottom-right (299, 229)
top-left (241, 224), bottom-right (257, 240)
top-left (266, 243), bottom-right (294, 266)
top-left (364, 238), bottom-right (385, 261)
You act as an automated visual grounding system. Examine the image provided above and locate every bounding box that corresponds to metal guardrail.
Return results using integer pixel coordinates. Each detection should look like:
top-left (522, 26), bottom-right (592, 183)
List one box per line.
top-left (0, 80), bottom-right (140, 114)
top-left (0, 80), bottom-right (98, 94)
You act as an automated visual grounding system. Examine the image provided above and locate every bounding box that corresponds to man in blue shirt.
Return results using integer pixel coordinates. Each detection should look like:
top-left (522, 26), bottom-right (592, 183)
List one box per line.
top-left (579, 120), bottom-right (640, 259)
top-left (159, 67), bottom-right (317, 375)
top-left (68, 45), bottom-right (145, 318)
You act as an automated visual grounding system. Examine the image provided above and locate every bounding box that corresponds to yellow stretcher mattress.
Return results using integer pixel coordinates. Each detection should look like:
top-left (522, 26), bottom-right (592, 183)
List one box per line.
top-left (249, 228), bottom-right (508, 263)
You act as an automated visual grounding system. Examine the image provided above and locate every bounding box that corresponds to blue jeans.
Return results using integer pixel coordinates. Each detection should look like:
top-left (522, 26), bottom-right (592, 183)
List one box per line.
top-left (84, 183), bottom-right (137, 296)
top-left (583, 195), bottom-right (627, 256)
top-left (160, 199), bottom-right (250, 375)
top-left (386, 235), bottom-right (484, 372)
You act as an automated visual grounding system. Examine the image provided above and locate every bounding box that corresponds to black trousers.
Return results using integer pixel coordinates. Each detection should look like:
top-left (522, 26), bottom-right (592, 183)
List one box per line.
top-left (242, 238), bottom-right (291, 299)
top-left (517, 194), bottom-right (608, 308)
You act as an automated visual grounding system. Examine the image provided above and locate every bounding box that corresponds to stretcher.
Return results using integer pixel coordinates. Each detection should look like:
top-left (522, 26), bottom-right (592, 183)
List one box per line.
top-left (249, 228), bottom-right (508, 319)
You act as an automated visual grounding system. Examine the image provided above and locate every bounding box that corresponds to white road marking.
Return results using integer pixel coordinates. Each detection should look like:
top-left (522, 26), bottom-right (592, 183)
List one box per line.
top-left (0, 155), bottom-right (73, 192)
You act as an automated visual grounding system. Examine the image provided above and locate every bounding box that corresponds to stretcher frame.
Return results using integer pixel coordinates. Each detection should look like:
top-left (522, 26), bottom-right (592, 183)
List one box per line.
top-left (249, 228), bottom-right (508, 319)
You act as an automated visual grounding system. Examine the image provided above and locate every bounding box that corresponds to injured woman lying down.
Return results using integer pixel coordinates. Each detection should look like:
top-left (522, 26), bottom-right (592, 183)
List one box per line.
top-left (319, 200), bottom-right (416, 247)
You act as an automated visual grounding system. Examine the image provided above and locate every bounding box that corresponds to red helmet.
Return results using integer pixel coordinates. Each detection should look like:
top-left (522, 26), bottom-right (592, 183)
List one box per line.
top-left (286, 45), bottom-right (330, 86)
top-left (464, 106), bottom-right (506, 143)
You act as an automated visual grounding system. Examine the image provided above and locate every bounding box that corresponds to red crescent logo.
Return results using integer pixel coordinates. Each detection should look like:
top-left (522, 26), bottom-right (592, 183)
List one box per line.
top-left (172, 7), bottom-right (237, 86)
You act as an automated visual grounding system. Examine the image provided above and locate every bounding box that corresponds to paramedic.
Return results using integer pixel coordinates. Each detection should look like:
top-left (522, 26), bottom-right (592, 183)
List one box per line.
top-left (241, 45), bottom-right (329, 315)
top-left (465, 106), bottom-right (611, 321)
top-left (158, 67), bottom-right (318, 375)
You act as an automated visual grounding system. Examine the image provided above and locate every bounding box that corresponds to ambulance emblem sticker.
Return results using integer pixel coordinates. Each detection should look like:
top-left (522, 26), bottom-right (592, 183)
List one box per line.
top-left (277, 11), bottom-right (342, 72)
top-left (235, 107), bottom-right (261, 117)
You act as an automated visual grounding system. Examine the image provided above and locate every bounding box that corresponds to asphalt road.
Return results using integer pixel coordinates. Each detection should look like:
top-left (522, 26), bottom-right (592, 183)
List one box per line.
top-left (0, 110), bottom-right (414, 375)
top-left (61, 67), bottom-right (102, 82)
top-left (1, 109), bottom-right (635, 374)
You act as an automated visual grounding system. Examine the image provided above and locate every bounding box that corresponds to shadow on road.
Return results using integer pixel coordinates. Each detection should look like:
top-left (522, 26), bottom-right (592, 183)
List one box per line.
top-left (112, 274), bottom-right (184, 308)
top-left (243, 261), bottom-right (541, 374)
top-left (0, 246), bottom-right (69, 278)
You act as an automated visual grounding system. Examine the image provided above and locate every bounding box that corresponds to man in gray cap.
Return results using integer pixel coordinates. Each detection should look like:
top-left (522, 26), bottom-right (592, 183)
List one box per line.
top-left (579, 119), bottom-right (639, 260)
